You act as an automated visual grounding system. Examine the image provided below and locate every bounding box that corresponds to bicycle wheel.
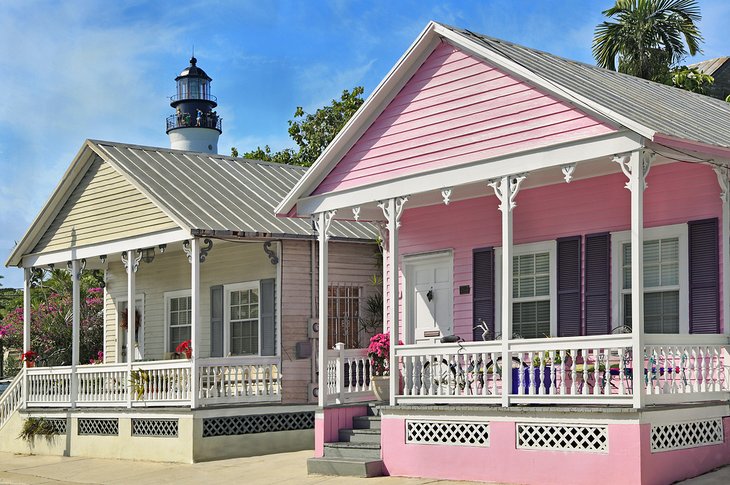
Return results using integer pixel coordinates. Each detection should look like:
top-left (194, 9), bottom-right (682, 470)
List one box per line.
top-left (422, 358), bottom-right (456, 394)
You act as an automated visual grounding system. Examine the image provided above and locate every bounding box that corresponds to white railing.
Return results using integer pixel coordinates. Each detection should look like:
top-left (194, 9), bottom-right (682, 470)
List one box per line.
top-left (0, 371), bottom-right (23, 429)
top-left (27, 366), bottom-right (72, 406)
top-left (326, 343), bottom-right (375, 404)
top-left (131, 360), bottom-right (192, 406)
top-left (197, 356), bottom-right (282, 406)
top-left (77, 363), bottom-right (128, 406)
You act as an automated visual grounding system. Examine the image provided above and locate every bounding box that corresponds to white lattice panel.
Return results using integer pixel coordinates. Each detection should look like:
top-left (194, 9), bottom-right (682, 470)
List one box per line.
top-left (406, 420), bottom-right (489, 447)
top-left (202, 411), bottom-right (314, 437)
top-left (651, 418), bottom-right (724, 452)
top-left (78, 418), bottom-right (119, 436)
top-left (131, 419), bottom-right (179, 437)
top-left (516, 423), bottom-right (608, 453)
top-left (46, 418), bottom-right (67, 435)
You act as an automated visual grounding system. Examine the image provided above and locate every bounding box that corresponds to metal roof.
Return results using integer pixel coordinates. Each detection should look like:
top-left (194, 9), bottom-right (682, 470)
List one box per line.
top-left (442, 24), bottom-right (730, 151)
top-left (90, 140), bottom-right (375, 240)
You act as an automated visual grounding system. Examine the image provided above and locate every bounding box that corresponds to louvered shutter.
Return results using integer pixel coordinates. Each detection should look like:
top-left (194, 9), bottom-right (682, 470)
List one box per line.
top-left (210, 285), bottom-right (224, 357)
top-left (473, 248), bottom-right (495, 340)
top-left (585, 233), bottom-right (611, 335)
top-left (689, 218), bottom-right (719, 334)
top-left (557, 237), bottom-right (581, 337)
top-left (260, 278), bottom-right (277, 355)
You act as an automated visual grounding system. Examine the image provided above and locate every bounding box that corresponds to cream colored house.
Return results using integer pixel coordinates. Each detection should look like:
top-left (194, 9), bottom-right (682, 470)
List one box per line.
top-left (1, 139), bottom-right (378, 462)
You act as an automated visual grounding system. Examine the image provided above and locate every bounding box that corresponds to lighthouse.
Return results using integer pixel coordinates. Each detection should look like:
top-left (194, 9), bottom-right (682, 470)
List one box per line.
top-left (166, 56), bottom-right (221, 153)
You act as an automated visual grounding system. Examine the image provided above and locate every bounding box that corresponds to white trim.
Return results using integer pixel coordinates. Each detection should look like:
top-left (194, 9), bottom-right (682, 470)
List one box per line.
top-left (223, 281), bottom-right (262, 357)
top-left (163, 289), bottom-right (192, 355)
top-left (610, 224), bottom-right (689, 334)
top-left (116, 294), bottom-right (145, 362)
top-left (402, 250), bottom-right (454, 344)
top-left (275, 242), bottom-right (282, 358)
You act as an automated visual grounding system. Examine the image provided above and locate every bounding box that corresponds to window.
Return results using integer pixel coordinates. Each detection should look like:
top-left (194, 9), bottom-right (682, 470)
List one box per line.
top-left (165, 291), bottom-right (191, 353)
top-left (328, 284), bottom-right (362, 348)
top-left (512, 252), bottom-right (551, 339)
top-left (225, 283), bottom-right (260, 355)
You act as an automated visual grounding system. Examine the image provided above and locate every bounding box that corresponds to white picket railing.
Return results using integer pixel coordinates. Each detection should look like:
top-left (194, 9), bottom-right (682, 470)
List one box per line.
top-left (27, 366), bottom-right (72, 406)
top-left (326, 343), bottom-right (375, 404)
top-left (77, 364), bottom-right (128, 406)
top-left (130, 360), bottom-right (192, 406)
top-left (198, 356), bottom-right (282, 405)
top-left (0, 371), bottom-right (23, 429)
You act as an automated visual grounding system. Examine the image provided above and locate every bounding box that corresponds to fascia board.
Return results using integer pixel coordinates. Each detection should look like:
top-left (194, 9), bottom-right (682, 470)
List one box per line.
top-left (295, 131), bottom-right (644, 216)
top-left (276, 21), bottom-right (442, 216)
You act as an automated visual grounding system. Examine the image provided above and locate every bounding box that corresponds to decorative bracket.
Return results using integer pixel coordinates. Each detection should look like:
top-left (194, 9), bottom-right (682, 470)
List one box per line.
top-left (441, 188), bottom-right (452, 205)
top-left (714, 165), bottom-right (729, 203)
top-left (488, 173), bottom-right (527, 212)
top-left (182, 238), bottom-right (214, 263)
top-left (312, 210), bottom-right (337, 240)
top-left (121, 251), bottom-right (142, 273)
top-left (614, 151), bottom-right (652, 191)
top-left (561, 164), bottom-right (576, 183)
top-left (378, 196), bottom-right (408, 228)
top-left (263, 241), bottom-right (279, 265)
top-left (352, 207), bottom-right (361, 221)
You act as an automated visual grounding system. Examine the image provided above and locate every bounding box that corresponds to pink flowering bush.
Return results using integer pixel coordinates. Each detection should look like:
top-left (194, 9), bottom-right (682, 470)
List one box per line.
top-left (367, 332), bottom-right (401, 376)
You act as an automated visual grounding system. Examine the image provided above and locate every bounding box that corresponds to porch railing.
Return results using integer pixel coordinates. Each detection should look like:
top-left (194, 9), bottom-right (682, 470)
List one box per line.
top-left (394, 334), bottom-right (730, 407)
top-left (24, 356), bottom-right (282, 409)
top-left (326, 343), bottom-right (375, 404)
top-left (0, 372), bottom-right (23, 429)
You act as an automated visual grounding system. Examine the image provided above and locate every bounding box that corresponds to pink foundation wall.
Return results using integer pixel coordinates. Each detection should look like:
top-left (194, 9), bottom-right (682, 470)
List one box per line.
top-left (314, 405), bottom-right (368, 457)
top-left (395, 162), bottom-right (723, 336)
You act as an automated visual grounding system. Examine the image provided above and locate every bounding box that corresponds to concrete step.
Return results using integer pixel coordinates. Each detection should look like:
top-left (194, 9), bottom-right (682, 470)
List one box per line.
top-left (323, 441), bottom-right (381, 460)
top-left (338, 428), bottom-right (381, 444)
top-left (307, 457), bottom-right (384, 478)
top-left (353, 415), bottom-right (381, 430)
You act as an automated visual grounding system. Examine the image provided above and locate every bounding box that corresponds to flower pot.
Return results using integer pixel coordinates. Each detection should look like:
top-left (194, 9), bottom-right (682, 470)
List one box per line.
top-left (25, 361), bottom-right (35, 368)
top-left (371, 375), bottom-right (390, 402)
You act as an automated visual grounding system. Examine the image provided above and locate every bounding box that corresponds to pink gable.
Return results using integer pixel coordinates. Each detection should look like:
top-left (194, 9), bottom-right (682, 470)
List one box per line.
top-left (313, 42), bottom-right (616, 195)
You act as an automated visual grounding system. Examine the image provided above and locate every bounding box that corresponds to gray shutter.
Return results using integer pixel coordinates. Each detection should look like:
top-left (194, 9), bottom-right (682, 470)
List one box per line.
top-left (260, 278), bottom-right (277, 355)
top-left (557, 236), bottom-right (581, 337)
top-left (472, 248), bottom-right (495, 340)
top-left (689, 218), bottom-right (719, 334)
top-left (585, 233), bottom-right (611, 335)
top-left (210, 285), bottom-right (224, 357)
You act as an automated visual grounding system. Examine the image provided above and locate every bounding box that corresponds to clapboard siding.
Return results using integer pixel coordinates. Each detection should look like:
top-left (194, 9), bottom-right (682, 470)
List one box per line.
top-left (33, 156), bottom-right (178, 253)
top-left (397, 162), bottom-right (721, 338)
top-left (314, 42), bottom-right (615, 194)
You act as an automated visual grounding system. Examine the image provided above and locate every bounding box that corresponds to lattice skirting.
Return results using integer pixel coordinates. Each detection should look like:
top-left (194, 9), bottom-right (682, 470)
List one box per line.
top-left (406, 420), bottom-right (489, 447)
top-left (202, 411), bottom-right (314, 438)
top-left (45, 418), bottom-right (67, 435)
top-left (131, 418), bottom-right (179, 437)
top-left (651, 418), bottom-right (724, 452)
top-left (78, 418), bottom-right (119, 436)
top-left (516, 423), bottom-right (608, 453)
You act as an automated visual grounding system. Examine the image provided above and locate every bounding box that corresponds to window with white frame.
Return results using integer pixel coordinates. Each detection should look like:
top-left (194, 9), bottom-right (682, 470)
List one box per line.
top-left (165, 290), bottom-right (191, 352)
top-left (512, 251), bottom-right (552, 339)
top-left (225, 282), bottom-right (260, 355)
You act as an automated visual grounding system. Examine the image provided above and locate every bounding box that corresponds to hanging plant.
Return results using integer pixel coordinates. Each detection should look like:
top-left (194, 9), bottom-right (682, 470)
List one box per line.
top-left (119, 309), bottom-right (142, 331)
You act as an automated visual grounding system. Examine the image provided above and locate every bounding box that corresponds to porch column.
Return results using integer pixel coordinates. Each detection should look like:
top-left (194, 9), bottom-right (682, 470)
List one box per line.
top-left (190, 238), bottom-right (201, 409)
top-left (124, 249), bottom-right (139, 409)
top-left (616, 150), bottom-right (650, 408)
top-left (315, 211), bottom-right (336, 407)
top-left (21, 267), bottom-right (31, 409)
top-left (714, 166), bottom-right (730, 335)
top-left (489, 174), bottom-right (526, 408)
top-left (379, 197), bottom-right (408, 406)
top-left (70, 259), bottom-right (81, 409)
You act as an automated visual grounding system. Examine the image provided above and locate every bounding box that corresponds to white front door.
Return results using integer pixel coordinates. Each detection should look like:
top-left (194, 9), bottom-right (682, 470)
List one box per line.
top-left (405, 253), bottom-right (453, 344)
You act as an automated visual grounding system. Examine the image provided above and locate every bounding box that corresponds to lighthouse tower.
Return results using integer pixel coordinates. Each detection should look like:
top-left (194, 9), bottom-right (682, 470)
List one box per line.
top-left (166, 56), bottom-right (221, 154)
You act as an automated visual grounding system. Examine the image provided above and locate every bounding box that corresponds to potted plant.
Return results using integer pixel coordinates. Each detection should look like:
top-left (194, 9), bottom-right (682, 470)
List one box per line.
top-left (176, 340), bottom-right (192, 359)
top-left (367, 332), bottom-right (400, 401)
top-left (21, 351), bottom-right (37, 368)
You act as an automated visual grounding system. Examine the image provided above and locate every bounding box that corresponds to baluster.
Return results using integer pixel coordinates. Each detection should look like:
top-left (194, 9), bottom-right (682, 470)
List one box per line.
top-left (592, 348), bottom-right (600, 396)
top-left (713, 347), bottom-right (720, 392)
top-left (580, 349), bottom-right (588, 396)
top-left (526, 352), bottom-right (534, 395)
top-left (548, 351), bottom-right (556, 395)
top-left (699, 347), bottom-right (706, 393)
top-left (558, 350), bottom-right (566, 395)
top-left (446, 353), bottom-right (454, 396)
top-left (490, 352), bottom-right (497, 396)
top-left (417, 355), bottom-right (425, 396)
top-left (516, 352), bottom-right (523, 396)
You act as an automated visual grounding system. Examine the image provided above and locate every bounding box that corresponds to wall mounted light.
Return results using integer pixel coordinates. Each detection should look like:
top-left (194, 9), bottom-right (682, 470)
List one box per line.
top-left (158, 244), bottom-right (167, 253)
top-left (139, 248), bottom-right (155, 264)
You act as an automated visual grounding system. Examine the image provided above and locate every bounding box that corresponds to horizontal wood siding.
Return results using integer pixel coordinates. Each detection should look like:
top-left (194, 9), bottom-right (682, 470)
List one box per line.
top-left (396, 162), bottom-right (721, 338)
top-left (314, 42), bottom-right (615, 194)
top-left (33, 156), bottom-right (178, 253)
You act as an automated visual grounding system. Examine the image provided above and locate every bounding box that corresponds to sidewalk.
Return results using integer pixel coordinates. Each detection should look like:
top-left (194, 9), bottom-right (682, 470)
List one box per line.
top-left (0, 450), bottom-right (727, 485)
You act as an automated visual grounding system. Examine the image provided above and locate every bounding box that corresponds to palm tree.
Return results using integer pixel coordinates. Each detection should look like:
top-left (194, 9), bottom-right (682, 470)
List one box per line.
top-left (593, 0), bottom-right (703, 83)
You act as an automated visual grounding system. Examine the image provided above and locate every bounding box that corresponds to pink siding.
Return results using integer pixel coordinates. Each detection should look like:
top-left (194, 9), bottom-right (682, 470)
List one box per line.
top-left (396, 162), bottom-right (722, 337)
top-left (314, 42), bottom-right (615, 195)
top-left (314, 405), bottom-right (368, 457)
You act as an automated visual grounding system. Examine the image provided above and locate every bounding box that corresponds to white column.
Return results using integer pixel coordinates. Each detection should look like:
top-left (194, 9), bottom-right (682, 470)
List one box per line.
top-left (489, 174), bottom-right (526, 407)
top-left (316, 211), bottom-right (335, 407)
top-left (125, 249), bottom-right (137, 409)
top-left (22, 267), bottom-right (31, 409)
top-left (714, 166), bottom-right (730, 335)
top-left (616, 151), bottom-right (650, 408)
top-left (70, 259), bottom-right (81, 409)
top-left (190, 238), bottom-right (201, 409)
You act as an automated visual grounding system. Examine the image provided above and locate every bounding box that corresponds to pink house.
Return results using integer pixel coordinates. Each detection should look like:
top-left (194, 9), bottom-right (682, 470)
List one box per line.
top-left (279, 22), bottom-right (730, 485)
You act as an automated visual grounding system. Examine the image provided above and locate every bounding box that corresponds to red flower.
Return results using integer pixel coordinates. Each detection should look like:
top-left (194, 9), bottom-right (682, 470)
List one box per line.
top-left (176, 340), bottom-right (192, 359)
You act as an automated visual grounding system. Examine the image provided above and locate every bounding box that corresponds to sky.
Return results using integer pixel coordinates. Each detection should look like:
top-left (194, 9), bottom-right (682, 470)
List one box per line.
top-left (1, 0), bottom-right (729, 288)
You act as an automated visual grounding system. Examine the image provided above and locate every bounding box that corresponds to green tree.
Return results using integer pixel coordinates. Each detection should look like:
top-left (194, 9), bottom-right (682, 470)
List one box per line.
top-left (671, 66), bottom-right (714, 94)
top-left (593, 0), bottom-right (703, 83)
top-left (235, 86), bottom-right (365, 167)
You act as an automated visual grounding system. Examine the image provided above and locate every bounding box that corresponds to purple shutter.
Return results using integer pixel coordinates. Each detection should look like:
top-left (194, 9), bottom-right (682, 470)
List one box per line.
top-left (473, 247), bottom-right (495, 341)
top-left (557, 237), bottom-right (581, 337)
top-left (689, 218), bottom-right (719, 334)
top-left (584, 233), bottom-right (611, 335)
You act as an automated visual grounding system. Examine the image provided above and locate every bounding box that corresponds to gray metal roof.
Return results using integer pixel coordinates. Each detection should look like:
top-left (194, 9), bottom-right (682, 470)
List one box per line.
top-left (90, 140), bottom-right (375, 240)
top-left (442, 24), bottom-right (730, 150)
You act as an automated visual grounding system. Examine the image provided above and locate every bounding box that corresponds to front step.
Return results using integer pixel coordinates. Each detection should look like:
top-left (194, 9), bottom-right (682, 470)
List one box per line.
top-left (323, 441), bottom-right (381, 460)
top-left (353, 415), bottom-right (381, 430)
top-left (338, 428), bottom-right (381, 443)
top-left (307, 457), bottom-right (384, 478)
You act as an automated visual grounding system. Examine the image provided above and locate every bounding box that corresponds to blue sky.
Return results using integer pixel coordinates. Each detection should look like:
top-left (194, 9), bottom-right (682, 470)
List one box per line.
top-left (1, 0), bottom-right (729, 288)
